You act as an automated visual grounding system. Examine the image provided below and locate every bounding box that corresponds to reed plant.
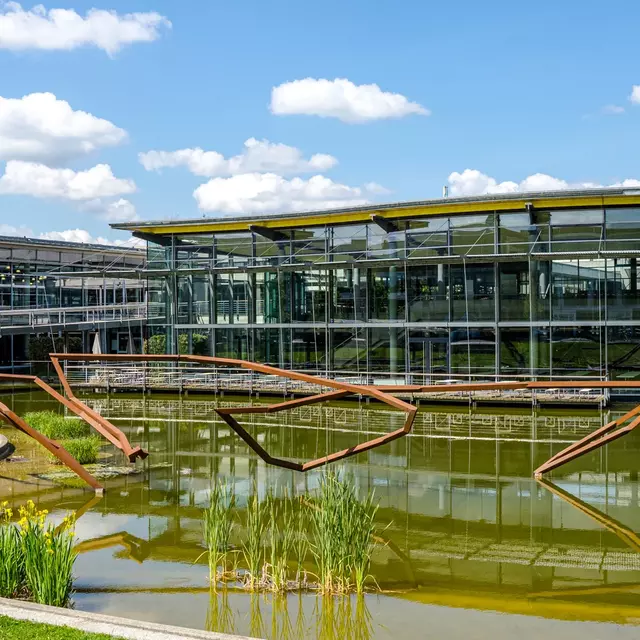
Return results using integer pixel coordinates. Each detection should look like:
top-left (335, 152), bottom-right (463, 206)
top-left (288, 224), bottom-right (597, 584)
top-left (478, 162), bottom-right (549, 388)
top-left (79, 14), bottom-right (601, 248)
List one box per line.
top-left (351, 491), bottom-right (379, 593)
top-left (242, 491), bottom-right (266, 590)
top-left (310, 472), bottom-right (379, 594)
top-left (0, 502), bottom-right (23, 598)
top-left (293, 497), bottom-right (310, 587)
top-left (266, 491), bottom-right (296, 592)
top-left (23, 411), bottom-right (88, 440)
top-left (203, 482), bottom-right (235, 586)
top-left (199, 474), bottom-right (380, 595)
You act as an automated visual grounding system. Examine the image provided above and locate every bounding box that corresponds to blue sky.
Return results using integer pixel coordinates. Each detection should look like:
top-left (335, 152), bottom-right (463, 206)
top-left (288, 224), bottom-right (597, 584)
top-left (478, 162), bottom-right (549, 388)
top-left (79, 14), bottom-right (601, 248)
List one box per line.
top-left (0, 0), bottom-right (638, 244)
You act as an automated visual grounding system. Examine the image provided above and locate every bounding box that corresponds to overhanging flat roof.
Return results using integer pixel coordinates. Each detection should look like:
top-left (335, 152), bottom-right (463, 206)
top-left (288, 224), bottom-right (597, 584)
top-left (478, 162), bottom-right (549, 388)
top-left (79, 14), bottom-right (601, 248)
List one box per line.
top-left (0, 235), bottom-right (144, 254)
top-left (110, 187), bottom-right (640, 236)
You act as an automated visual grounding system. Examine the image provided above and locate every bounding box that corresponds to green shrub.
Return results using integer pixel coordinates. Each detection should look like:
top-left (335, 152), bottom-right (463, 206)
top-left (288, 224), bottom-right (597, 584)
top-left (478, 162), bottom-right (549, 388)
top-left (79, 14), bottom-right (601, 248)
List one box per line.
top-left (144, 333), bottom-right (166, 355)
top-left (144, 332), bottom-right (209, 355)
top-left (27, 335), bottom-right (82, 362)
top-left (192, 333), bottom-right (210, 356)
top-left (23, 411), bottom-right (89, 440)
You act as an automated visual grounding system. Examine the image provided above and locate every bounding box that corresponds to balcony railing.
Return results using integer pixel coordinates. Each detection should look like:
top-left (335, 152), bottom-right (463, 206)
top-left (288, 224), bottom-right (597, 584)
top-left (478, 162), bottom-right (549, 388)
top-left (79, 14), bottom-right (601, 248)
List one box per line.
top-left (0, 302), bottom-right (155, 329)
top-left (59, 361), bottom-right (610, 405)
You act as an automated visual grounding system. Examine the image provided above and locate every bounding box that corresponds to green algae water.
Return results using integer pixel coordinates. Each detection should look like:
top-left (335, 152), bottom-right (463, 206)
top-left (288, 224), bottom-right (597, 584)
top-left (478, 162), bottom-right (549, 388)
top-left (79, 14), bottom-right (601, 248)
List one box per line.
top-left (1, 390), bottom-right (639, 639)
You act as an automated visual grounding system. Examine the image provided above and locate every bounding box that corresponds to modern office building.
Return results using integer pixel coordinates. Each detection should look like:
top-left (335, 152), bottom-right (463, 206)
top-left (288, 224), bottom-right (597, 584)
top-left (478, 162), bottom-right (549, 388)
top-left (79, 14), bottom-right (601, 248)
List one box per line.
top-left (112, 188), bottom-right (640, 382)
top-left (0, 235), bottom-right (147, 370)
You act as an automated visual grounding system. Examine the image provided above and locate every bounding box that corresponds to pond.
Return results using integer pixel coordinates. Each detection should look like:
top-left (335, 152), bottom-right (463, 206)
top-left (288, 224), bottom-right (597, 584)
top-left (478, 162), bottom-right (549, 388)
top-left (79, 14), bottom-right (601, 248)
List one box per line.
top-left (1, 390), bottom-right (639, 639)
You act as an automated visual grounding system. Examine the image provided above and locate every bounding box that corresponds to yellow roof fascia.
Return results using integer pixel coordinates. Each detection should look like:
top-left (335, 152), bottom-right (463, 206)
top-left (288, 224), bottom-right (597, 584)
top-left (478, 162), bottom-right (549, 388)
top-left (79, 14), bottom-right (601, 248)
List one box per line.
top-left (127, 193), bottom-right (640, 235)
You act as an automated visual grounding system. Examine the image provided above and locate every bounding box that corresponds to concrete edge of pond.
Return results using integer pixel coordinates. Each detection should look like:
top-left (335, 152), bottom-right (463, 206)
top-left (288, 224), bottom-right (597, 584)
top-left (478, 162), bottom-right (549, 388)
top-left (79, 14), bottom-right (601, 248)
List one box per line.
top-left (0, 597), bottom-right (260, 640)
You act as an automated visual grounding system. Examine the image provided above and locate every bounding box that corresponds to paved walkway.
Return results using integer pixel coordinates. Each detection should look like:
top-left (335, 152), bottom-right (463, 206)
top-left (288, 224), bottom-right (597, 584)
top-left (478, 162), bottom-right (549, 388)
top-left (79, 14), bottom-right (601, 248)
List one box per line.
top-left (0, 598), bottom-right (258, 640)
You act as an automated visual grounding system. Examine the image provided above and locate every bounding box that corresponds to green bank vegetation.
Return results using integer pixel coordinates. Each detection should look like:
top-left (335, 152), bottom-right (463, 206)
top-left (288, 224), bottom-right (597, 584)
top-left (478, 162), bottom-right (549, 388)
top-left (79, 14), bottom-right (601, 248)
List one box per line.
top-left (22, 411), bottom-right (101, 465)
top-left (0, 616), bottom-right (123, 640)
top-left (202, 473), bottom-right (379, 595)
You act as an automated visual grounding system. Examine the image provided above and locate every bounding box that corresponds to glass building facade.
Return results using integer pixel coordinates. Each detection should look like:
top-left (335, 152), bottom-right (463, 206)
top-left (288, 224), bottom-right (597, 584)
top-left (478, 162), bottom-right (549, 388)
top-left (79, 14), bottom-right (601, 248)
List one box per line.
top-left (115, 189), bottom-right (640, 382)
top-left (0, 236), bottom-right (147, 369)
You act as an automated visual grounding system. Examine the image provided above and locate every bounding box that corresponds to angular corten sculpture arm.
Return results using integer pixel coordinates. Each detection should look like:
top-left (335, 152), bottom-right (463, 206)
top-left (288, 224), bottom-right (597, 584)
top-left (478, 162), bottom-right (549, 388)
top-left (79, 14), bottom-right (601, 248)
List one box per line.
top-left (49, 356), bottom-right (148, 462)
top-left (0, 398), bottom-right (102, 492)
top-left (50, 353), bottom-right (418, 473)
top-left (48, 354), bottom-right (640, 476)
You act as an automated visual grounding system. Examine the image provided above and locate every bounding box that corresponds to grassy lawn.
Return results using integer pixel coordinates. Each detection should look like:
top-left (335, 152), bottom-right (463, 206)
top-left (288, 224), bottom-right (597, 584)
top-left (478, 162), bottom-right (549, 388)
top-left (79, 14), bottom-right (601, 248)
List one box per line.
top-left (0, 615), bottom-right (123, 639)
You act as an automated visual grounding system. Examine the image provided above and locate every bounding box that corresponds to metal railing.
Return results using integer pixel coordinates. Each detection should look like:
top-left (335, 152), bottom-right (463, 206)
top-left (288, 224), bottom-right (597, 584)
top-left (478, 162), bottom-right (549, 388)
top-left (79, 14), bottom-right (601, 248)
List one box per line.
top-left (0, 302), bottom-right (152, 329)
top-left (60, 361), bottom-right (611, 404)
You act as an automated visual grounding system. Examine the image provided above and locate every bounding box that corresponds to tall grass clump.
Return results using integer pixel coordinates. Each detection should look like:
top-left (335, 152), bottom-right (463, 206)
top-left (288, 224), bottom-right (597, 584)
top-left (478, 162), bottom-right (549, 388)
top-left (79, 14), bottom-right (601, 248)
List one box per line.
top-left (242, 490), bottom-right (266, 590)
top-left (0, 500), bottom-right (76, 607)
top-left (311, 472), bottom-right (379, 594)
top-left (48, 436), bottom-right (102, 465)
top-left (23, 411), bottom-right (89, 440)
top-left (203, 482), bottom-right (235, 586)
top-left (0, 502), bottom-right (23, 598)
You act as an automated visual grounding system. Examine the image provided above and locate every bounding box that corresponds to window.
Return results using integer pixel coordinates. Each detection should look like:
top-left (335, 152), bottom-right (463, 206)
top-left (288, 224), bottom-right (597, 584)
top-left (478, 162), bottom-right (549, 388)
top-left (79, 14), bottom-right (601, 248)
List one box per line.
top-left (499, 263), bottom-right (530, 321)
top-left (332, 269), bottom-right (366, 321)
top-left (450, 264), bottom-right (495, 321)
top-left (499, 213), bottom-right (535, 254)
top-left (369, 267), bottom-right (406, 321)
top-left (551, 259), bottom-right (605, 322)
top-left (406, 264), bottom-right (449, 322)
top-left (550, 209), bottom-right (603, 252)
top-left (606, 208), bottom-right (640, 251)
top-left (450, 214), bottom-right (494, 255)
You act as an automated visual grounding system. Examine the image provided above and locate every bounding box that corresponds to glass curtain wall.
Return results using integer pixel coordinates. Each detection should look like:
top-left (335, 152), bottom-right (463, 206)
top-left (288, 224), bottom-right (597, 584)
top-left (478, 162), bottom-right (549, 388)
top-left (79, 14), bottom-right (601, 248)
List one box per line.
top-left (151, 206), bottom-right (640, 381)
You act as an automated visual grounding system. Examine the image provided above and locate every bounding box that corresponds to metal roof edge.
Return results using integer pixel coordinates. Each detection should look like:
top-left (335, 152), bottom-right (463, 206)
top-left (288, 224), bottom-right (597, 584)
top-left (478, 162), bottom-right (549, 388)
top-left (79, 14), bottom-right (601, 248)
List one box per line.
top-left (111, 187), bottom-right (640, 235)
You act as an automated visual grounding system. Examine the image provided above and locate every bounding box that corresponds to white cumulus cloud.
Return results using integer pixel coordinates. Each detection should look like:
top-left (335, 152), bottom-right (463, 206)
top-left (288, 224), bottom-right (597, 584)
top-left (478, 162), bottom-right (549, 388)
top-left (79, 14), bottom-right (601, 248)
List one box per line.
top-left (39, 228), bottom-right (106, 244)
top-left (101, 198), bottom-right (138, 222)
top-left (194, 173), bottom-right (384, 214)
top-left (0, 161), bottom-right (136, 200)
top-left (39, 228), bottom-right (143, 247)
top-left (0, 3), bottom-right (171, 55)
top-left (139, 137), bottom-right (338, 177)
top-left (0, 223), bottom-right (34, 236)
top-left (0, 92), bottom-right (126, 163)
top-left (270, 78), bottom-right (430, 123)
top-left (448, 169), bottom-right (640, 197)
top-left (80, 197), bottom-right (139, 222)
top-left (630, 85), bottom-right (640, 105)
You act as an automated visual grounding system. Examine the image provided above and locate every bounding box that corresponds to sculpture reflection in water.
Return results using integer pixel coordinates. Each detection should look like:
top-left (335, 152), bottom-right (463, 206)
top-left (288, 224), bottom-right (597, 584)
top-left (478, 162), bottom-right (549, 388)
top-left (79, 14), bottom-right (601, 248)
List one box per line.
top-left (535, 478), bottom-right (640, 599)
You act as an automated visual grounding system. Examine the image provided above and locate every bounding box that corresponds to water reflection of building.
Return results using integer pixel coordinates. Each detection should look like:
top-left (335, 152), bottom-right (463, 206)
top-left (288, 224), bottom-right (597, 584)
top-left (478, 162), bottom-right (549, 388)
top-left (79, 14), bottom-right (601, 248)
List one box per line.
top-left (3, 394), bottom-right (637, 625)
top-left (10, 397), bottom-right (626, 598)
top-left (112, 189), bottom-right (640, 384)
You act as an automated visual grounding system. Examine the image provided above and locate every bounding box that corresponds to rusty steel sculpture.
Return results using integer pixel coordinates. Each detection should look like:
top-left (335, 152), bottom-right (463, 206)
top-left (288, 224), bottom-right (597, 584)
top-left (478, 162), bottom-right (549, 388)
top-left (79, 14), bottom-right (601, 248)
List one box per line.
top-left (2, 352), bottom-right (640, 492)
top-left (50, 353), bottom-right (419, 473)
top-left (0, 367), bottom-right (148, 492)
top-left (0, 400), bottom-right (103, 492)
